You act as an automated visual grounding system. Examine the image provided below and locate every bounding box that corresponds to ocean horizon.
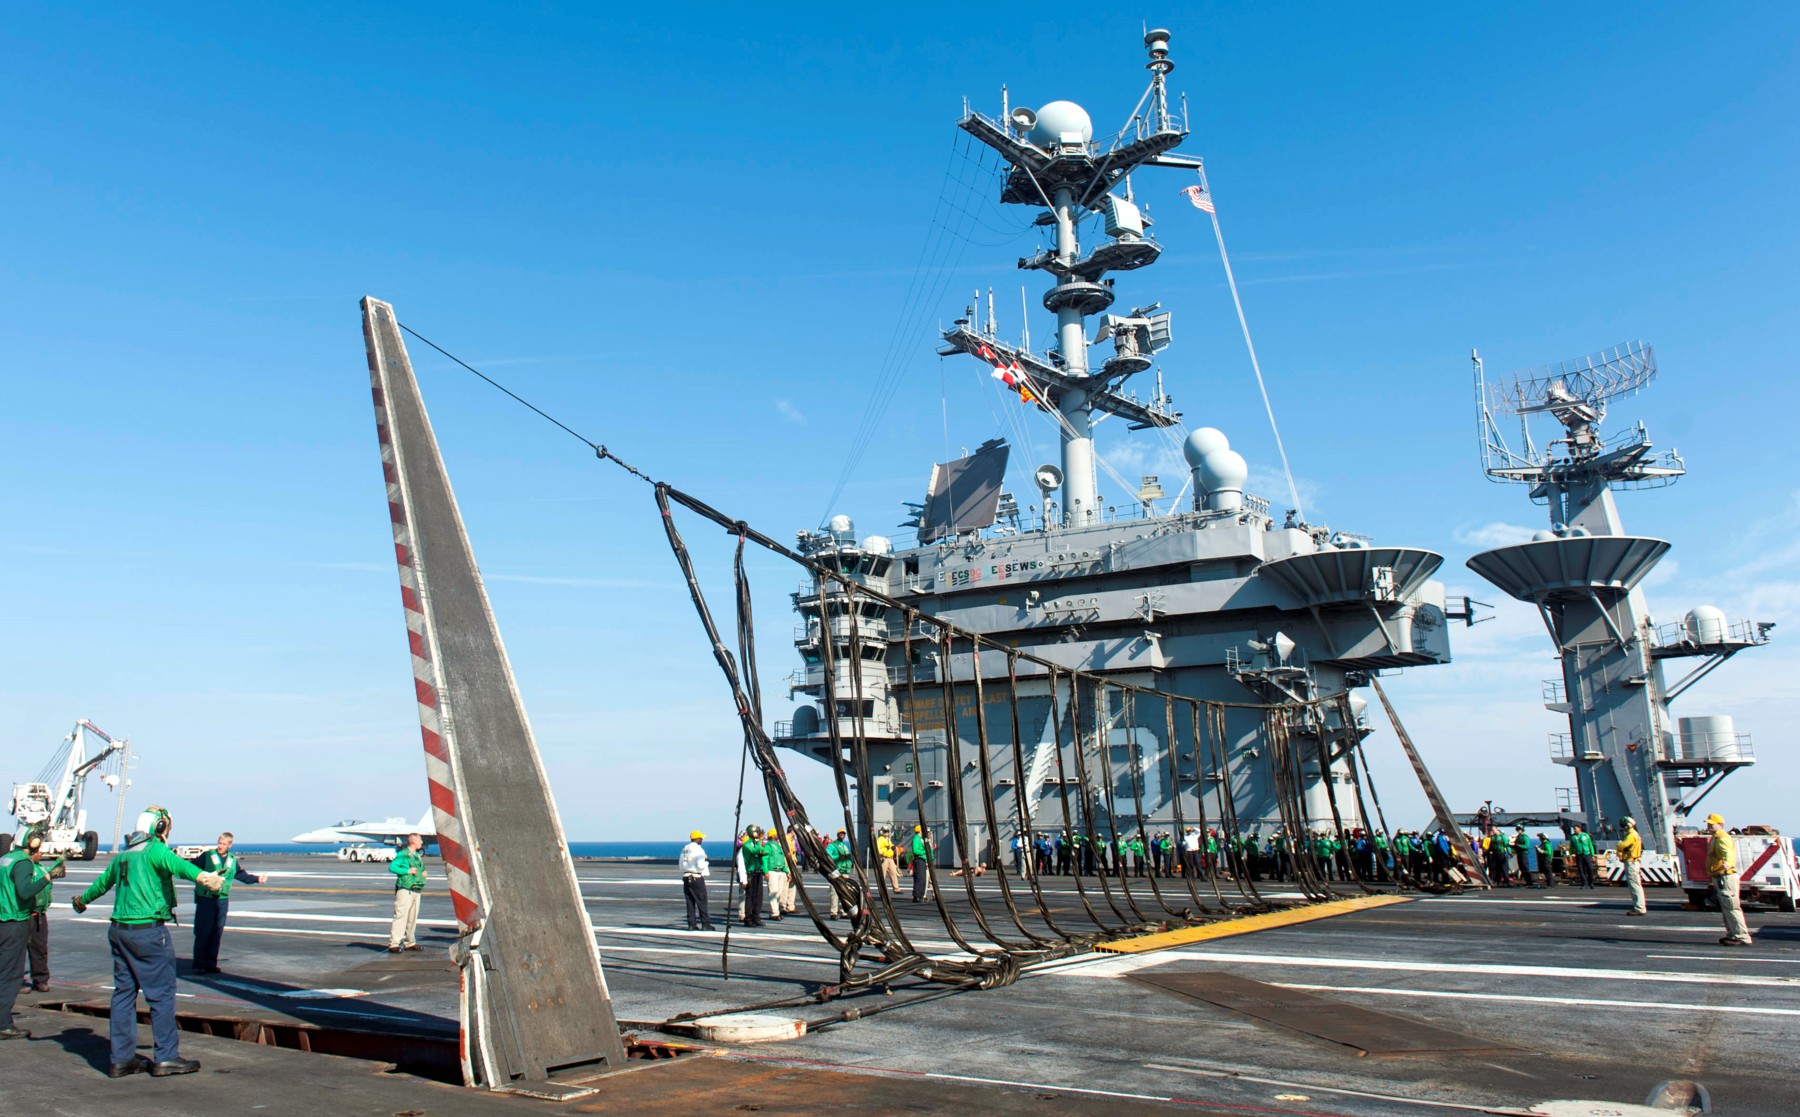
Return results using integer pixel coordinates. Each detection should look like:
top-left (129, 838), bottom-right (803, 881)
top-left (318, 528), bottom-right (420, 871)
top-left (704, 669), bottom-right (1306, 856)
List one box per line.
top-left (223, 840), bottom-right (690, 860)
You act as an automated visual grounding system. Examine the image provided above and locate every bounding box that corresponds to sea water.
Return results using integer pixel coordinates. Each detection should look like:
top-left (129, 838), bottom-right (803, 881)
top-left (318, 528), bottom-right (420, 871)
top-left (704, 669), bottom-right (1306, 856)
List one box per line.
top-left (229, 840), bottom-right (686, 861)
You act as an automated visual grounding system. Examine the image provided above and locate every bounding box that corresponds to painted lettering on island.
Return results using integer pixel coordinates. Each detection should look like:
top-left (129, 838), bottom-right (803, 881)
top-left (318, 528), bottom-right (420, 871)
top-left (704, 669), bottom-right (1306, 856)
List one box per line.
top-left (946, 558), bottom-right (1045, 588)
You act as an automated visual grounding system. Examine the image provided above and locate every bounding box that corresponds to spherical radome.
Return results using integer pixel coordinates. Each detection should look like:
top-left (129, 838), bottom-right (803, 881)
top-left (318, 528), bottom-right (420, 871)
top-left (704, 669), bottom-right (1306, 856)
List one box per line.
top-left (1685, 605), bottom-right (1727, 644)
top-left (1183, 427), bottom-right (1230, 466)
top-left (1030, 101), bottom-right (1093, 146)
top-left (861, 535), bottom-right (893, 555)
top-left (1199, 449), bottom-right (1248, 491)
top-left (827, 514), bottom-right (854, 535)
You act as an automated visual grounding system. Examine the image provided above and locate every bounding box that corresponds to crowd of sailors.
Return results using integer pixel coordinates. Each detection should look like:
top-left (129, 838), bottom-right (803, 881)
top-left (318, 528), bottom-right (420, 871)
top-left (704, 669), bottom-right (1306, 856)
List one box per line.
top-left (1000, 823), bottom-right (1605, 888)
top-left (694, 819), bottom-right (1609, 903)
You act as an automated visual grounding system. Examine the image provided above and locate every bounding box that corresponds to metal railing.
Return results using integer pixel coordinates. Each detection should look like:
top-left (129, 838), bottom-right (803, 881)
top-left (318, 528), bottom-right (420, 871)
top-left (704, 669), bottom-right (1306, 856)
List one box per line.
top-left (1548, 732), bottom-right (1575, 762)
top-left (1653, 617), bottom-right (1771, 649)
top-left (772, 715), bottom-right (912, 741)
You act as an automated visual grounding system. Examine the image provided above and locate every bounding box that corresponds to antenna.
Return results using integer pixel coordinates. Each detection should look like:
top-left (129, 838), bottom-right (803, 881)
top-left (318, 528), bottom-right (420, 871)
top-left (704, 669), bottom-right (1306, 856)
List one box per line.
top-left (986, 286), bottom-right (996, 338)
top-left (1472, 342), bottom-right (1684, 524)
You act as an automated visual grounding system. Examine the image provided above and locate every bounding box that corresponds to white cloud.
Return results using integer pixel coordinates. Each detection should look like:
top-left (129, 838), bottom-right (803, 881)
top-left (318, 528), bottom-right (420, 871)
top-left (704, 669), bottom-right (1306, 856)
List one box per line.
top-left (1453, 521), bottom-right (1536, 549)
top-left (776, 400), bottom-right (806, 425)
top-left (1246, 465), bottom-right (1319, 516)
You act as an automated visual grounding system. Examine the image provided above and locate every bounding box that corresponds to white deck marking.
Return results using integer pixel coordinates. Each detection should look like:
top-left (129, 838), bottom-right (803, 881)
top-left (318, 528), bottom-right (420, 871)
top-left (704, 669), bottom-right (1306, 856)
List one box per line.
top-left (1050, 947), bottom-right (1800, 988)
top-left (1276, 982), bottom-right (1800, 1018)
top-left (1616, 925), bottom-right (1761, 933)
top-left (65, 915), bottom-right (844, 963)
top-left (1645, 954), bottom-right (1800, 964)
top-left (1147, 1061), bottom-right (1536, 1114)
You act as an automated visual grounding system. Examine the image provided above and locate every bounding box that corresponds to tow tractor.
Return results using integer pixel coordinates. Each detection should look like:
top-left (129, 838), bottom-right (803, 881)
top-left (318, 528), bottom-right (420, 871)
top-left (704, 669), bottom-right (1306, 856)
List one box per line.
top-left (3, 720), bottom-right (130, 860)
top-left (1678, 826), bottom-right (1799, 913)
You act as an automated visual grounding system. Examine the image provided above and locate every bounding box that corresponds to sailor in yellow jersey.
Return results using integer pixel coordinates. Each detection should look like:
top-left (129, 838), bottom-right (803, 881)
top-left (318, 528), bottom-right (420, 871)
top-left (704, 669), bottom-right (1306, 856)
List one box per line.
top-left (1616, 816), bottom-right (1646, 916)
top-left (876, 828), bottom-right (900, 895)
top-left (1706, 813), bottom-right (1753, 946)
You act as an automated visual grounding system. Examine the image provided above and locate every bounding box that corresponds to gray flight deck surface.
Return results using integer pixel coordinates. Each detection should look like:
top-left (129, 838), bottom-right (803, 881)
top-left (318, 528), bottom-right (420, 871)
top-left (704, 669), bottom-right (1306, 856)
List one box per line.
top-left (6, 854), bottom-right (1797, 1115)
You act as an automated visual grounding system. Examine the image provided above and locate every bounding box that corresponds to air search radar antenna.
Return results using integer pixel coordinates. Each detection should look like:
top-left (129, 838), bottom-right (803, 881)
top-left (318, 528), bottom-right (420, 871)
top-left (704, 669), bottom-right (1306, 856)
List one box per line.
top-left (1472, 341), bottom-right (1684, 498)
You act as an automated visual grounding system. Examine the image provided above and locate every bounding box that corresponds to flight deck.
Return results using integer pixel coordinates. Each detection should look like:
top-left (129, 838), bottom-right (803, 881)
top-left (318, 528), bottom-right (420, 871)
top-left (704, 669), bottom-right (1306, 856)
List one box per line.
top-left (5, 854), bottom-right (1796, 1116)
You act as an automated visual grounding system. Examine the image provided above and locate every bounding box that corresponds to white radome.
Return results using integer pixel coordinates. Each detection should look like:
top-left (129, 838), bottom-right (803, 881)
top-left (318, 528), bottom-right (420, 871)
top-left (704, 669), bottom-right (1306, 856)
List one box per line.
top-left (1029, 100), bottom-right (1093, 147)
top-left (1182, 427), bottom-right (1230, 466)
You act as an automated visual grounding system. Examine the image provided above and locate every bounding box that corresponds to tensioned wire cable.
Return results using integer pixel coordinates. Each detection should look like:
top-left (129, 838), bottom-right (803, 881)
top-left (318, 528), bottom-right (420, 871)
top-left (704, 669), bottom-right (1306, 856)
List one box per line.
top-left (1192, 163), bottom-right (1305, 522)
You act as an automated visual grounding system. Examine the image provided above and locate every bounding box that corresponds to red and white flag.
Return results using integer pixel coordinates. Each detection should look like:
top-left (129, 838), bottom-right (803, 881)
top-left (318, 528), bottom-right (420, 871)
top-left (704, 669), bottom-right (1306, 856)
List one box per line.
top-left (1180, 183), bottom-right (1215, 214)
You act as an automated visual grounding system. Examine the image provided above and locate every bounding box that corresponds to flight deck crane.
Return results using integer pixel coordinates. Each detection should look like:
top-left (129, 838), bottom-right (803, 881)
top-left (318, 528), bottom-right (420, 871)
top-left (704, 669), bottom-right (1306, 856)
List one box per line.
top-left (4, 719), bottom-right (130, 860)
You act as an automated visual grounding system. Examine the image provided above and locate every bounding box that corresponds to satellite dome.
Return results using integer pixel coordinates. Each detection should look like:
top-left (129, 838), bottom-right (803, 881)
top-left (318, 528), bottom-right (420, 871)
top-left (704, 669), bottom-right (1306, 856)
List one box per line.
top-left (1531, 530), bottom-right (1558, 542)
top-left (1685, 605), bottom-right (1727, 644)
top-left (1198, 448), bottom-right (1248, 492)
top-left (1182, 427), bottom-right (1230, 466)
top-left (861, 535), bottom-right (893, 555)
top-left (1029, 101), bottom-right (1093, 147)
top-left (827, 514), bottom-right (854, 536)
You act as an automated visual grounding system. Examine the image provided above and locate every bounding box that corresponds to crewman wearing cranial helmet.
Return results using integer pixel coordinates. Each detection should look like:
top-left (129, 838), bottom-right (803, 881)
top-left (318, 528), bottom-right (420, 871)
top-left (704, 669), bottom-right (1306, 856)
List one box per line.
top-left (0, 824), bottom-right (65, 1039)
top-left (72, 805), bottom-right (226, 1078)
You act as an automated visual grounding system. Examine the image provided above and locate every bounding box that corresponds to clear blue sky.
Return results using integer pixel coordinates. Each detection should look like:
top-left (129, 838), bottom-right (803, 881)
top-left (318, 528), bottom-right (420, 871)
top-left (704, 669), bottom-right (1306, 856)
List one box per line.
top-left (3, 5), bottom-right (1795, 841)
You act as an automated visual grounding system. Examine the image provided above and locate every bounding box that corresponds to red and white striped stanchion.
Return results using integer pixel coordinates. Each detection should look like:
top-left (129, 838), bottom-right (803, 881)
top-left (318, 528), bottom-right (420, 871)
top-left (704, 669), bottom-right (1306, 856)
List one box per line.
top-left (365, 309), bottom-right (483, 931)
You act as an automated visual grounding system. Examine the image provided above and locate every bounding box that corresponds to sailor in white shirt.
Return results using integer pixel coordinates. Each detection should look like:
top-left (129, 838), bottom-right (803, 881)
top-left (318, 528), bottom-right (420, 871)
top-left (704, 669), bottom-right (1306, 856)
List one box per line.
top-left (1182, 827), bottom-right (1203, 880)
top-left (678, 831), bottom-right (714, 931)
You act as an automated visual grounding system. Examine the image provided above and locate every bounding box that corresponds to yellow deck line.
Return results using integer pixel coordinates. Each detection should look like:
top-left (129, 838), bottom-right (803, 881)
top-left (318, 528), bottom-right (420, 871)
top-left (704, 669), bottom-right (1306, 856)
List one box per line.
top-left (1093, 894), bottom-right (1414, 953)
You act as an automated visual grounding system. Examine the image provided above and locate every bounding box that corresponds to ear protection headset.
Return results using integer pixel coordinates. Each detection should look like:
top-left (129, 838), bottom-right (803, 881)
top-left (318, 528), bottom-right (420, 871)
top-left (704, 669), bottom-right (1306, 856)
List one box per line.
top-left (127, 805), bottom-right (173, 846)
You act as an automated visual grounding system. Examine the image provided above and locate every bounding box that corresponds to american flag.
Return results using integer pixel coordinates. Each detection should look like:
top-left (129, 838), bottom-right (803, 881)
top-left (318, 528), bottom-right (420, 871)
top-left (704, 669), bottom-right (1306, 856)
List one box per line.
top-left (1180, 183), bottom-right (1215, 214)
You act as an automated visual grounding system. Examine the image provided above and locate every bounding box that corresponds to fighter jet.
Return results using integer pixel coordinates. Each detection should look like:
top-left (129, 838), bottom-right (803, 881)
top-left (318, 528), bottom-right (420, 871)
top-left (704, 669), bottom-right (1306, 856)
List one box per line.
top-left (290, 812), bottom-right (436, 846)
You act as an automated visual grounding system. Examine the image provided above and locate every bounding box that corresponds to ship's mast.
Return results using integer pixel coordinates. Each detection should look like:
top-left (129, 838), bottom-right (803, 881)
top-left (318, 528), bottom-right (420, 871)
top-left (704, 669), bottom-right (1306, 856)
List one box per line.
top-left (941, 29), bottom-right (1189, 527)
top-left (1050, 181), bottom-right (1096, 520)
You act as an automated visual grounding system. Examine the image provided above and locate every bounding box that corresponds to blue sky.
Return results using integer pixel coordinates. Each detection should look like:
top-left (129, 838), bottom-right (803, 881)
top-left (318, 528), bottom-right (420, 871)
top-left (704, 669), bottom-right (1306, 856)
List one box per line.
top-left (3, 5), bottom-right (1796, 841)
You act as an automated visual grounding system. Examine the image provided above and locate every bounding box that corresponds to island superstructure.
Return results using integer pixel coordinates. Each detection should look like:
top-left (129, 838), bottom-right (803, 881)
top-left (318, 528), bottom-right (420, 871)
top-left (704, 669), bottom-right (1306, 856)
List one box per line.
top-left (1466, 343), bottom-right (1774, 867)
top-left (773, 31), bottom-right (1468, 862)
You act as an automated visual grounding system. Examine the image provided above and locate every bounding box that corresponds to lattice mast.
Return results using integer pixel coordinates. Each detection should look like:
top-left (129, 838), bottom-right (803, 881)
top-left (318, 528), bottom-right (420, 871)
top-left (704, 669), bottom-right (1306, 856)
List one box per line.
top-left (941, 29), bottom-right (1188, 527)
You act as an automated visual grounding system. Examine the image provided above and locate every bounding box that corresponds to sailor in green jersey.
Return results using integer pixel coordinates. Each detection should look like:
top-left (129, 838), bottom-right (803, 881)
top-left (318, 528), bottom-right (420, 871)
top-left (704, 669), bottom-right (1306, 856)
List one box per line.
top-left (18, 825), bottom-right (62, 993)
top-left (1372, 831), bottom-right (1390, 882)
top-left (825, 829), bottom-right (857, 919)
top-left (1536, 833), bottom-right (1555, 887)
top-left (910, 825), bottom-right (933, 902)
top-left (1568, 825), bottom-right (1599, 889)
top-left (763, 832), bottom-right (792, 920)
top-left (189, 831), bottom-right (264, 973)
top-left (1510, 826), bottom-right (1533, 888)
top-left (1, 825), bottom-right (65, 1038)
top-left (72, 805), bottom-right (225, 1076)
top-left (736, 827), bottom-right (768, 927)
top-left (387, 832), bottom-right (428, 952)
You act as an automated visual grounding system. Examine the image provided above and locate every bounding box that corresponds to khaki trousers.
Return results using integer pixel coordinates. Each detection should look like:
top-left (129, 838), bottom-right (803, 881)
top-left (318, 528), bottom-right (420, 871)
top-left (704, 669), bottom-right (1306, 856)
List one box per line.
top-left (390, 888), bottom-right (422, 948)
top-left (1714, 873), bottom-right (1752, 942)
top-left (764, 870), bottom-right (791, 916)
top-left (880, 857), bottom-right (900, 895)
top-left (1624, 861), bottom-right (1646, 913)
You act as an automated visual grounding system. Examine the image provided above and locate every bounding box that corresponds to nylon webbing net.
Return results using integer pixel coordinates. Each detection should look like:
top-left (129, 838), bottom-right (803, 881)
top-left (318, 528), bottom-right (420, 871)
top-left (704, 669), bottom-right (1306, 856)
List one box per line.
top-left (654, 483), bottom-right (1438, 994)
